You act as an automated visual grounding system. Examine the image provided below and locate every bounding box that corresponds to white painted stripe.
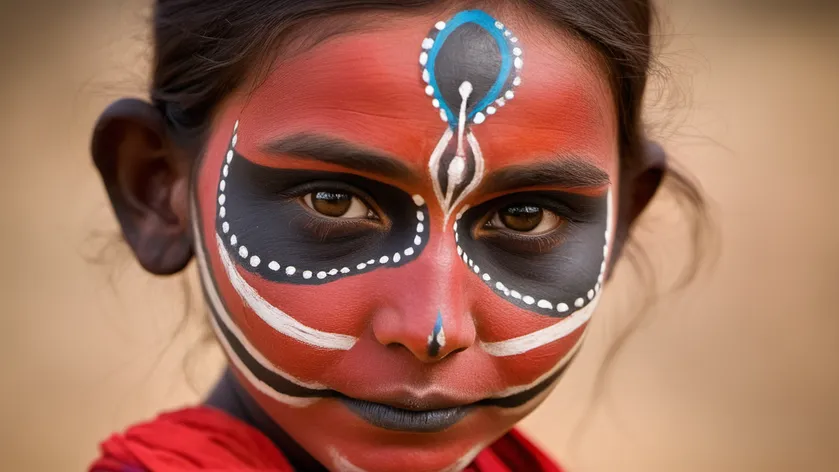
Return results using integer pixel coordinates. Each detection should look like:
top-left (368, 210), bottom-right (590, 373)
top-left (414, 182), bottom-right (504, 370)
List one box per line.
top-left (480, 285), bottom-right (600, 358)
top-left (605, 188), bottom-right (615, 260)
top-left (329, 438), bottom-right (489, 472)
top-left (489, 329), bottom-right (587, 398)
top-left (215, 234), bottom-right (357, 350)
top-left (438, 441), bottom-right (493, 472)
top-left (196, 240), bottom-right (327, 390)
top-left (479, 188), bottom-right (614, 357)
top-left (192, 228), bottom-right (324, 407)
top-left (208, 313), bottom-right (318, 408)
top-left (427, 127), bottom-right (454, 216)
top-left (330, 448), bottom-right (370, 472)
top-left (446, 131), bottom-right (485, 220)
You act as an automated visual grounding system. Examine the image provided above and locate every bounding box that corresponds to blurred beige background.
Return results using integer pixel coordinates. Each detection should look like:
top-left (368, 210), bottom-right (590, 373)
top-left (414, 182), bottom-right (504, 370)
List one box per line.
top-left (1, 1), bottom-right (837, 471)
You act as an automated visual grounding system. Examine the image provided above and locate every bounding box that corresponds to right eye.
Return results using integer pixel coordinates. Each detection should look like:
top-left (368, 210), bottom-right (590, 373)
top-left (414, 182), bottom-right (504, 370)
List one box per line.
top-left (484, 204), bottom-right (563, 235)
top-left (303, 190), bottom-right (377, 219)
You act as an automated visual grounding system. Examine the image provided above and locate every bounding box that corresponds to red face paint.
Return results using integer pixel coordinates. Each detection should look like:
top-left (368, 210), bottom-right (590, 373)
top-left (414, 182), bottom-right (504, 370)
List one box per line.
top-left (194, 9), bottom-right (618, 472)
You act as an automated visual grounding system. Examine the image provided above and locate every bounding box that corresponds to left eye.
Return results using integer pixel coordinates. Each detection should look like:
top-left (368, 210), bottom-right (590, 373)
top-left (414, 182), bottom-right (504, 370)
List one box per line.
top-left (485, 204), bottom-right (562, 234)
top-left (303, 191), bottom-right (375, 219)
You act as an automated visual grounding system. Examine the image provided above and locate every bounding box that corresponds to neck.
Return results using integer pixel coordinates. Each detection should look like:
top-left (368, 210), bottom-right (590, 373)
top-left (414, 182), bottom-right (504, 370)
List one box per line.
top-left (205, 367), bottom-right (329, 472)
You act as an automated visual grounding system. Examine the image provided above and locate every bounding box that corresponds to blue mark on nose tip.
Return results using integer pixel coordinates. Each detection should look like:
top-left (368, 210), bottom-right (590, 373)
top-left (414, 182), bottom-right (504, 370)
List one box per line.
top-left (427, 311), bottom-right (444, 357)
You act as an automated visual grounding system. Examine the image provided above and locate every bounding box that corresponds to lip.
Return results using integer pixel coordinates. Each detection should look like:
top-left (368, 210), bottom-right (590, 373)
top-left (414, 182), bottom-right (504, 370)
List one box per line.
top-left (339, 396), bottom-right (473, 433)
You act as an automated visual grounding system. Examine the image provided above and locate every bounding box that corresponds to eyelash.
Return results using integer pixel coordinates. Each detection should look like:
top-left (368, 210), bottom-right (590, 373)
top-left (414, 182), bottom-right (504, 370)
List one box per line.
top-left (482, 225), bottom-right (571, 254)
top-left (476, 221), bottom-right (569, 254)
top-left (282, 181), bottom-right (389, 238)
top-left (471, 197), bottom-right (582, 253)
top-left (285, 182), bottom-right (380, 215)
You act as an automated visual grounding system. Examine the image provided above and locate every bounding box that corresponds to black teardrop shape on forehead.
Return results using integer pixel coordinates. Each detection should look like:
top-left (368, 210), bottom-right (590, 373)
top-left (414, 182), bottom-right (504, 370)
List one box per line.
top-left (434, 23), bottom-right (502, 118)
top-left (421, 10), bottom-right (521, 126)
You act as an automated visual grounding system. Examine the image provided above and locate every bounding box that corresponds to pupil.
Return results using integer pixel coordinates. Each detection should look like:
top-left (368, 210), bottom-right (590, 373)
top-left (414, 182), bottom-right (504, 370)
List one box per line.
top-left (312, 191), bottom-right (352, 217)
top-left (500, 205), bottom-right (543, 231)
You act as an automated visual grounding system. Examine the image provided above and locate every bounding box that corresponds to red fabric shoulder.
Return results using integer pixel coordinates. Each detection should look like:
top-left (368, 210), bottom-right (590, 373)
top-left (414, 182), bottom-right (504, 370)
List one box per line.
top-left (90, 406), bottom-right (563, 472)
top-left (472, 429), bottom-right (564, 472)
top-left (89, 407), bottom-right (293, 471)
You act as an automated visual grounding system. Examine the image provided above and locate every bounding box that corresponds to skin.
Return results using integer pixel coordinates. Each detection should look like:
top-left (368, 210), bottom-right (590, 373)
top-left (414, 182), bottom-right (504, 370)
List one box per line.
top-left (92, 8), bottom-right (666, 472)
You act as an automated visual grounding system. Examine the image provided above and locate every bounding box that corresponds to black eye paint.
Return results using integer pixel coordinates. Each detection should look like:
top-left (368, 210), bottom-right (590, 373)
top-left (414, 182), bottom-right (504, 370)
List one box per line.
top-left (456, 191), bottom-right (609, 318)
top-left (216, 135), bottom-right (429, 286)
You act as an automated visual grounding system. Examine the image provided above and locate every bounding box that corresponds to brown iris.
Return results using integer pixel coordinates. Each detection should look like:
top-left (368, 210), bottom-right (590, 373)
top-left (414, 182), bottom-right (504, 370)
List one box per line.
top-left (499, 204), bottom-right (543, 232)
top-left (311, 191), bottom-right (353, 217)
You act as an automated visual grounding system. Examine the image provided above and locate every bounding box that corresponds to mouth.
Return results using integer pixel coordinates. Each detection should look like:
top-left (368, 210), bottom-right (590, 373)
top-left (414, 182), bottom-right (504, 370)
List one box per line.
top-left (338, 396), bottom-right (473, 433)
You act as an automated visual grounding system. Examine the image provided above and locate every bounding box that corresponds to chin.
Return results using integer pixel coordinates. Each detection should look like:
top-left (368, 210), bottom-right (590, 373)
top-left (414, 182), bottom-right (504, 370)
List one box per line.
top-left (322, 439), bottom-right (492, 472)
top-left (278, 398), bottom-right (546, 472)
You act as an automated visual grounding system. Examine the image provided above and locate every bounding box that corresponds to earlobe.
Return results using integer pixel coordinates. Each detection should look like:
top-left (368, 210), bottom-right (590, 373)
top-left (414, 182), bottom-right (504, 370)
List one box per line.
top-left (611, 140), bottom-right (668, 265)
top-left (91, 98), bottom-right (194, 275)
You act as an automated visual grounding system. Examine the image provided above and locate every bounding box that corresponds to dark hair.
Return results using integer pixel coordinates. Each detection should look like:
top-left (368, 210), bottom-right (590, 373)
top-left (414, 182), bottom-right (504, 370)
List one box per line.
top-left (152, 0), bottom-right (710, 406)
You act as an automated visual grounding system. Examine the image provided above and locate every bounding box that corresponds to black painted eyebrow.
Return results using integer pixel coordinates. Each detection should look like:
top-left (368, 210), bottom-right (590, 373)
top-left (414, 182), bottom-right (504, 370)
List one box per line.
top-left (478, 157), bottom-right (611, 195)
top-left (261, 133), bottom-right (420, 184)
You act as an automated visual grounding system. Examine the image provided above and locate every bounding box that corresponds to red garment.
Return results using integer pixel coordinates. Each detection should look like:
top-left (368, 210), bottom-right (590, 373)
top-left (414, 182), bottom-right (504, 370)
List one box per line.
top-left (90, 407), bottom-right (563, 472)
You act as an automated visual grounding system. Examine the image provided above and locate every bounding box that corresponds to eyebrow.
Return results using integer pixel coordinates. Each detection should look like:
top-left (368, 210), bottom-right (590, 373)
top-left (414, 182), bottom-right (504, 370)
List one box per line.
top-left (260, 133), bottom-right (419, 184)
top-left (478, 157), bottom-right (611, 195)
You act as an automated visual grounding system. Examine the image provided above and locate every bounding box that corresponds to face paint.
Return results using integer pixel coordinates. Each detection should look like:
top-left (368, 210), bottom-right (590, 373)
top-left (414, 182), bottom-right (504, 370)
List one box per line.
top-left (218, 125), bottom-right (430, 287)
top-left (427, 311), bottom-right (446, 357)
top-left (194, 8), bottom-right (618, 472)
top-left (422, 11), bottom-right (523, 223)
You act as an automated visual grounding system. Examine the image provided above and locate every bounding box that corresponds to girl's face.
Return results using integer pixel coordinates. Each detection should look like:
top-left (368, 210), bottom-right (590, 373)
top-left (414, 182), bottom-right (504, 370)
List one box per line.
top-left (194, 10), bottom-right (617, 472)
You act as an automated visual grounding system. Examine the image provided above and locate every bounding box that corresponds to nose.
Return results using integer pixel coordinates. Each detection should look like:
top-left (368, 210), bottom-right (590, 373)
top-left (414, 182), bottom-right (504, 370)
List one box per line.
top-left (371, 243), bottom-right (476, 362)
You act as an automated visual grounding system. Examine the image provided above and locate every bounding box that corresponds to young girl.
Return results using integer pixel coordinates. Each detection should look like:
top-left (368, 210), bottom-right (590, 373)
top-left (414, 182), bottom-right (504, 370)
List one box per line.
top-left (89, 1), bottom-right (697, 470)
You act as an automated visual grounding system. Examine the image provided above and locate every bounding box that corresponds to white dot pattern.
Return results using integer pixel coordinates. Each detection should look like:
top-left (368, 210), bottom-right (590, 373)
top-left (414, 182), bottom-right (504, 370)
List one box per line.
top-left (216, 122), bottom-right (428, 284)
top-left (453, 192), bottom-right (611, 317)
top-left (419, 17), bottom-right (523, 126)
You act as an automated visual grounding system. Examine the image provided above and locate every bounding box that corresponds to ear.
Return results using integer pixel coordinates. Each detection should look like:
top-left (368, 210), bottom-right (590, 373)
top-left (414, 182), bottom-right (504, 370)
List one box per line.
top-left (91, 98), bottom-right (194, 275)
top-left (611, 140), bottom-right (668, 265)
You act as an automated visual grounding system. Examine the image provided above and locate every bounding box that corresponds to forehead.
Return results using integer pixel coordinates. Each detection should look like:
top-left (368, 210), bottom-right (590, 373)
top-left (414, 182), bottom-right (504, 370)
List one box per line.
top-left (233, 13), bottom-right (617, 173)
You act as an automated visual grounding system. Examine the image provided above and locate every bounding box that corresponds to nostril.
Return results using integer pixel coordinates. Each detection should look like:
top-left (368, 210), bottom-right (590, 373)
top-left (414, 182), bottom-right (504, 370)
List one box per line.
top-left (448, 347), bottom-right (467, 356)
